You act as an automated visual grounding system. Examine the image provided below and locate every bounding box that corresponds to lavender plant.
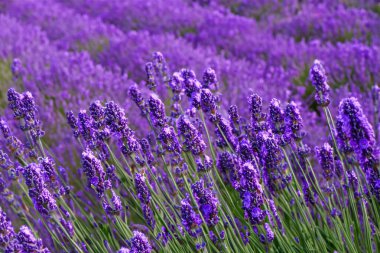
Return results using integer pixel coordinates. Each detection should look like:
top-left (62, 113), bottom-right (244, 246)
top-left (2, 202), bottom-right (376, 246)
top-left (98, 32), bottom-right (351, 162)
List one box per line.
top-left (0, 1), bottom-right (379, 252)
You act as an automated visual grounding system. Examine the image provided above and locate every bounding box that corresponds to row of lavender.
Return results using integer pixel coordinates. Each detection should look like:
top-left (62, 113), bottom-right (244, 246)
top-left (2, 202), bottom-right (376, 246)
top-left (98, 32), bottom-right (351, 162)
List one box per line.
top-left (0, 52), bottom-right (379, 252)
top-left (0, 0), bottom-right (379, 143)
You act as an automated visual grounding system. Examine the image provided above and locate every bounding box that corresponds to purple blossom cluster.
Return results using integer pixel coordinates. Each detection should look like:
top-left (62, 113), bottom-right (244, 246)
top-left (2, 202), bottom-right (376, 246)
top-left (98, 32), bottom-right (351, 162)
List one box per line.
top-left (0, 1), bottom-right (379, 252)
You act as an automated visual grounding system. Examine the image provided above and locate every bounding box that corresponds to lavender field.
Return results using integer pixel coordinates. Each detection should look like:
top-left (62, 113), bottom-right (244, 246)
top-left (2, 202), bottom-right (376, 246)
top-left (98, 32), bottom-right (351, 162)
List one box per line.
top-left (0, 0), bottom-right (379, 252)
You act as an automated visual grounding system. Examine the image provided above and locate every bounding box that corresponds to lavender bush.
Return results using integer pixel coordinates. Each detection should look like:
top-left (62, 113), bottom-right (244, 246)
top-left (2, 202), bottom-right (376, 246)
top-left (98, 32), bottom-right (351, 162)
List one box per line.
top-left (0, 0), bottom-right (379, 252)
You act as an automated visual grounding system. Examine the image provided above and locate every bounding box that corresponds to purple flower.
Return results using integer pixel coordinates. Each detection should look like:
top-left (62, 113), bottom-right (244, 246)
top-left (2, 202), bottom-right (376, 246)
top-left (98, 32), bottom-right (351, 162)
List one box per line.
top-left (105, 101), bottom-right (128, 133)
top-left (177, 116), bottom-right (206, 156)
top-left (169, 72), bottom-right (183, 94)
top-left (66, 111), bottom-right (79, 138)
top-left (269, 199), bottom-right (283, 232)
top-left (180, 197), bottom-right (202, 235)
top-left (89, 101), bottom-right (105, 122)
top-left (315, 143), bottom-right (335, 182)
top-left (238, 162), bottom-right (266, 225)
top-left (202, 67), bottom-right (218, 90)
top-left (77, 110), bottom-right (95, 148)
top-left (0, 120), bottom-right (11, 139)
top-left (0, 207), bottom-right (15, 249)
top-left (39, 157), bottom-right (57, 187)
top-left (338, 97), bottom-right (377, 169)
top-left (335, 118), bottom-right (354, 154)
top-left (11, 58), bottom-right (23, 78)
top-left (158, 126), bottom-right (181, 154)
top-left (248, 94), bottom-right (264, 126)
top-left (139, 139), bottom-right (155, 165)
top-left (284, 101), bottom-right (304, 141)
top-left (130, 231), bottom-right (152, 253)
top-left (309, 59), bottom-right (330, 106)
top-left (228, 105), bottom-right (240, 124)
top-left (148, 94), bottom-right (166, 128)
top-left (134, 173), bottom-right (151, 204)
top-left (200, 89), bottom-right (217, 113)
top-left (260, 132), bottom-right (289, 192)
top-left (103, 190), bottom-right (122, 216)
top-left (191, 180), bottom-right (219, 227)
top-left (129, 85), bottom-right (147, 114)
top-left (237, 139), bottom-right (254, 163)
top-left (339, 97), bottom-right (380, 199)
top-left (118, 247), bottom-right (130, 253)
top-left (145, 62), bottom-right (156, 90)
top-left (268, 98), bottom-right (285, 135)
top-left (7, 88), bottom-right (24, 120)
top-left (81, 149), bottom-right (108, 198)
top-left (260, 223), bottom-right (274, 244)
top-left (23, 163), bottom-right (57, 216)
top-left (17, 226), bottom-right (50, 253)
top-left (181, 69), bottom-right (201, 97)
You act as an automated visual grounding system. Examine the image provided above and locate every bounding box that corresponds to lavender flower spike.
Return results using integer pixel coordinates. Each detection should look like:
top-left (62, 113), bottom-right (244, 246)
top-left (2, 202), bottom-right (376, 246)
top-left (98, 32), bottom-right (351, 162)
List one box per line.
top-left (315, 143), bottom-right (335, 182)
top-left (338, 97), bottom-right (379, 199)
top-left (130, 231), bottom-right (152, 253)
top-left (148, 94), bottom-right (166, 128)
top-left (285, 101), bottom-right (304, 141)
top-left (17, 226), bottom-right (50, 253)
top-left (191, 180), bottom-right (219, 227)
top-left (310, 59), bottom-right (330, 106)
top-left (180, 197), bottom-right (202, 236)
top-left (0, 207), bottom-right (15, 250)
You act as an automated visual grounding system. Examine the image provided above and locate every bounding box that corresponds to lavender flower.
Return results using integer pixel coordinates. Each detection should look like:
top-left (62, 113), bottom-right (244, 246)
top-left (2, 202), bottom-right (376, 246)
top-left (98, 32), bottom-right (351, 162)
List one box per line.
top-left (135, 173), bottom-right (155, 228)
top-left (77, 110), bottom-right (95, 148)
top-left (130, 231), bottom-right (152, 253)
top-left (129, 85), bottom-right (147, 114)
top-left (7, 88), bottom-right (24, 120)
top-left (260, 132), bottom-right (289, 193)
top-left (177, 116), bottom-right (206, 156)
top-left (103, 190), bottom-right (122, 215)
top-left (105, 101), bottom-right (128, 133)
top-left (237, 139), bottom-right (254, 163)
top-left (145, 62), bottom-right (156, 90)
top-left (158, 126), bottom-right (181, 154)
top-left (338, 98), bottom-right (380, 199)
top-left (0, 119), bottom-right (11, 139)
top-left (17, 226), bottom-right (50, 253)
top-left (134, 173), bottom-right (151, 204)
top-left (181, 69), bottom-right (201, 97)
top-left (139, 139), bottom-right (155, 165)
top-left (260, 223), bottom-right (274, 244)
top-left (268, 98), bottom-right (285, 135)
top-left (81, 149), bottom-right (109, 198)
top-left (338, 97), bottom-right (377, 168)
top-left (248, 93), bottom-right (264, 127)
top-left (118, 247), bottom-right (130, 253)
top-left (200, 89), bottom-right (217, 113)
top-left (180, 197), bottom-right (202, 236)
top-left (11, 58), bottom-right (23, 79)
top-left (284, 101), bottom-right (304, 141)
top-left (238, 162), bottom-right (266, 225)
top-left (23, 163), bottom-right (57, 216)
top-left (0, 208), bottom-right (15, 249)
top-left (269, 199), bottom-right (283, 232)
top-left (202, 67), bottom-right (218, 90)
top-left (169, 72), bottom-right (183, 94)
top-left (191, 180), bottom-right (219, 227)
top-left (66, 111), bottom-right (79, 138)
top-left (148, 94), bottom-right (166, 128)
top-left (315, 143), bottom-right (335, 182)
top-left (309, 59), bottom-right (330, 106)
